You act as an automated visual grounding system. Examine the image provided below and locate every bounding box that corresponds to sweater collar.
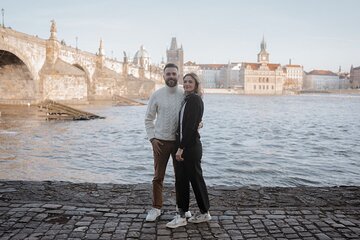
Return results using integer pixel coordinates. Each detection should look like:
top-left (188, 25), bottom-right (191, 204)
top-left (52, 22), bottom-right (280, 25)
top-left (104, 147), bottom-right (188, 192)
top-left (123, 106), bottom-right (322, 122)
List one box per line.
top-left (165, 84), bottom-right (179, 94)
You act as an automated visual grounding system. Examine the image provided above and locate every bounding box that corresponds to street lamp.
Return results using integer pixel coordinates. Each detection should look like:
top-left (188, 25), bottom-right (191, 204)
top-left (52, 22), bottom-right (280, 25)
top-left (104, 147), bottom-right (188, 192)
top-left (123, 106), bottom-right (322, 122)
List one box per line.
top-left (1, 8), bottom-right (4, 28)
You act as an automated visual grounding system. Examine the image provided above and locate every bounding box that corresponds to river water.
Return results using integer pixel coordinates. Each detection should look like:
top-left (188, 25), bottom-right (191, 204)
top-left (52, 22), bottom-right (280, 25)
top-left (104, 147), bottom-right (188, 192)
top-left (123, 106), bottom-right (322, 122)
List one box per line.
top-left (1, 94), bottom-right (359, 187)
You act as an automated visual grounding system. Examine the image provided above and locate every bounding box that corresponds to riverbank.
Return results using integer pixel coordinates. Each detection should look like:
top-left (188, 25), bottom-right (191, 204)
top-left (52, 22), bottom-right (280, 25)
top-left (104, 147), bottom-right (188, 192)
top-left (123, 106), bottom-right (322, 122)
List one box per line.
top-left (0, 181), bottom-right (359, 239)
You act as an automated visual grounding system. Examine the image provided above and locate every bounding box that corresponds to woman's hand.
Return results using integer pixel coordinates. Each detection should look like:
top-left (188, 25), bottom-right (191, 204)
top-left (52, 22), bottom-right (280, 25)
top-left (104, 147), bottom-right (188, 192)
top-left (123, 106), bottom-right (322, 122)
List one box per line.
top-left (176, 148), bottom-right (184, 161)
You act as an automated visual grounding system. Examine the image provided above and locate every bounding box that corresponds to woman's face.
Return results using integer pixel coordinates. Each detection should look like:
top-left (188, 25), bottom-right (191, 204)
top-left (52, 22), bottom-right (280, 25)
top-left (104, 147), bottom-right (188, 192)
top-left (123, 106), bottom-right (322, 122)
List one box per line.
top-left (183, 75), bottom-right (196, 93)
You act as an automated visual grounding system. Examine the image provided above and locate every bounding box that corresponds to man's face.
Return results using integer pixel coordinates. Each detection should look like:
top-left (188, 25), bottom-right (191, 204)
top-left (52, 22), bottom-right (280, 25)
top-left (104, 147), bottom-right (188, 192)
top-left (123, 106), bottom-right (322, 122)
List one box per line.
top-left (163, 67), bottom-right (178, 87)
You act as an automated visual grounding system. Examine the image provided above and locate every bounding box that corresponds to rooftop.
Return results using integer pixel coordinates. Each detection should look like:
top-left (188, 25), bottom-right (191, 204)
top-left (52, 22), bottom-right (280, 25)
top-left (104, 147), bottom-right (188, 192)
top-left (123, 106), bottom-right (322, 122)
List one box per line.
top-left (307, 70), bottom-right (337, 76)
top-left (243, 62), bottom-right (281, 71)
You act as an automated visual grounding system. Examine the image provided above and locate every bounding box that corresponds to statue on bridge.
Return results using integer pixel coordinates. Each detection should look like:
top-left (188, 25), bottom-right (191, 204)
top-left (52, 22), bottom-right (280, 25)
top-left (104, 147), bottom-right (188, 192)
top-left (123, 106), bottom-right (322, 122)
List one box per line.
top-left (50, 20), bottom-right (57, 39)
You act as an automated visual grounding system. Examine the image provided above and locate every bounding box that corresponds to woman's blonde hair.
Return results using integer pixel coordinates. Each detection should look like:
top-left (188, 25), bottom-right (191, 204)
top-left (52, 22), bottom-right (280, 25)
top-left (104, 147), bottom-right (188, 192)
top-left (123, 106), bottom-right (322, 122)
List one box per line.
top-left (183, 72), bottom-right (203, 97)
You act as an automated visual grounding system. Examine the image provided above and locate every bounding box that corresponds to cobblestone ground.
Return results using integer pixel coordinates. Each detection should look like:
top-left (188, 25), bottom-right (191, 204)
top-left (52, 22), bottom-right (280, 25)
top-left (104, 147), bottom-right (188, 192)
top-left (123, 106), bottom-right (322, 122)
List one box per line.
top-left (0, 181), bottom-right (359, 239)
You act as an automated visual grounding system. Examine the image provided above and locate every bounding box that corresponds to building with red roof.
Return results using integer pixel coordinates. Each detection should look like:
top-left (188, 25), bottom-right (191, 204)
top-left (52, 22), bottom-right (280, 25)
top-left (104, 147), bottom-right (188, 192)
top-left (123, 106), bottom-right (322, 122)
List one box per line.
top-left (239, 37), bottom-right (285, 95)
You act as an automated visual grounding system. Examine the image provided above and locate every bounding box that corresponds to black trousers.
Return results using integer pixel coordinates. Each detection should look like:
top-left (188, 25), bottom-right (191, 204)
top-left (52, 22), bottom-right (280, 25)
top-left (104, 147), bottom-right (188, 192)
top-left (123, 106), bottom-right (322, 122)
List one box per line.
top-left (174, 140), bottom-right (210, 214)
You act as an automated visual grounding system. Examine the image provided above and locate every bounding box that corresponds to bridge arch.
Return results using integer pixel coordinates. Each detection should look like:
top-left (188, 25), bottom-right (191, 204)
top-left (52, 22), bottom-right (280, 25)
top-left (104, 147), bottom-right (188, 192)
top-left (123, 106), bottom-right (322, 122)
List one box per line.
top-left (0, 49), bottom-right (38, 102)
top-left (0, 44), bottom-right (38, 81)
top-left (72, 63), bottom-right (92, 97)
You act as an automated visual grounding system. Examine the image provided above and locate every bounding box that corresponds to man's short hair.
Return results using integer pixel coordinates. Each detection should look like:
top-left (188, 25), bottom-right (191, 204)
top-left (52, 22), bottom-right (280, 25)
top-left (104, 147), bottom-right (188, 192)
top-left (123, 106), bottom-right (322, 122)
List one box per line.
top-left (164, 63), bottom-right (178, 71)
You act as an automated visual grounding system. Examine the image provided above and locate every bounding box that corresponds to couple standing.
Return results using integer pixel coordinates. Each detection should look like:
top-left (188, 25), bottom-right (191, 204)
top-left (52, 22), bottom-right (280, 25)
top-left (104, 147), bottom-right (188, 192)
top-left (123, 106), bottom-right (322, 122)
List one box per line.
top-left (144, 63), bottom-right (211, 228)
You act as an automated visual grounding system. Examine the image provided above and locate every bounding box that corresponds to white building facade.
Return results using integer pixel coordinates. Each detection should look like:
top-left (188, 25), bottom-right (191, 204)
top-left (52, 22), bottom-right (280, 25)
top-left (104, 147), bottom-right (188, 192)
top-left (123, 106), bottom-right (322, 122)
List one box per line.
top-left (303, 70), bottom-right (340, 90)
top-left (220, 63), bottom-right (242, 88)
top-left (183, 61), bottom-right (225, 88)
top-left (283, 64), bottom-right (304, 91)
top-left (198, 64), bottom-right (225, 88)
top-left (239, 38), bottom-right (285, 95)
top-left (184, 61), bottom-right (200, 75)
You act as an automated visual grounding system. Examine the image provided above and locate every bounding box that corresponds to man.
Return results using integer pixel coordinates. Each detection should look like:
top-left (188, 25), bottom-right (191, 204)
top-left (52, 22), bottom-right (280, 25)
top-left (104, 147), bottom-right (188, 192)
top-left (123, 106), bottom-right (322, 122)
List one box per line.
top-left (144, 63), bottom-right (190, 221)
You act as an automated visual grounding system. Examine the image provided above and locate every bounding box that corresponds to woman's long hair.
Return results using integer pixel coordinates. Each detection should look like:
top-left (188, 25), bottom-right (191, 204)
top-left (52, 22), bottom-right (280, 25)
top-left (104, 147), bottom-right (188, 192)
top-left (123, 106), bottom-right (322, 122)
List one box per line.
top-left (183, 72), bottom-right (203, 97)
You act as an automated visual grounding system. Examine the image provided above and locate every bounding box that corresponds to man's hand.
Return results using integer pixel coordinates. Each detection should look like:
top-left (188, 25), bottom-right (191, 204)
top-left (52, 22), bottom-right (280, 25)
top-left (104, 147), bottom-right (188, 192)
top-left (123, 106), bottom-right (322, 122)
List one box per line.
top-left (151, 138), bottom-right (163, 156)
top-left (198, 121), bottom-right (203, 130)
top-left (176, 148), bottom-right (184, 161)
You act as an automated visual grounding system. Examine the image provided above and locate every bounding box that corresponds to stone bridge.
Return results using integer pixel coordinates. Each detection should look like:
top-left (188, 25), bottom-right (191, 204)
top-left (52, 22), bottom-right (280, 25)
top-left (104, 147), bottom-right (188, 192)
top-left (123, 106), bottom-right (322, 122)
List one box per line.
top-left (0, 21), bottom-right (161, 104)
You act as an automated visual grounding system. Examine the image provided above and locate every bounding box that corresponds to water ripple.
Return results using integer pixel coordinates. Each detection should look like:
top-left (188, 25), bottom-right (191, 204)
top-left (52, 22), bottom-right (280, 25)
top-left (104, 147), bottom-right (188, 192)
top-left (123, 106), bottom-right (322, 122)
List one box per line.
top-left (1, 94), bottom-right (360, 186)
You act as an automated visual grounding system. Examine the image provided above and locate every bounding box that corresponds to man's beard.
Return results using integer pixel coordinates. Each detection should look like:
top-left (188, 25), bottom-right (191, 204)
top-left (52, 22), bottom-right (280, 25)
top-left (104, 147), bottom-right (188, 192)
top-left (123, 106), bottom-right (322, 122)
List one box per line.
top-left (165, 78), bottom-right (177, 87)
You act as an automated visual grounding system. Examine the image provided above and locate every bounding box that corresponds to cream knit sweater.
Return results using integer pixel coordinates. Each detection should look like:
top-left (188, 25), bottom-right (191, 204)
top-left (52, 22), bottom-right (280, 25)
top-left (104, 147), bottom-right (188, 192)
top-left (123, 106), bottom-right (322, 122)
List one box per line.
top-left (145, 85), bottom-right (184, 141)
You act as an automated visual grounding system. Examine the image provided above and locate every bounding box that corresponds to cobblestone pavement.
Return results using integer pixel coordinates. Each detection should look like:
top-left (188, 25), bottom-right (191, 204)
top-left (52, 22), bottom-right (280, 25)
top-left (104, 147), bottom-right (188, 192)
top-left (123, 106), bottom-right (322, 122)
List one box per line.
top-left (0, 181), bottom-right (359, 239)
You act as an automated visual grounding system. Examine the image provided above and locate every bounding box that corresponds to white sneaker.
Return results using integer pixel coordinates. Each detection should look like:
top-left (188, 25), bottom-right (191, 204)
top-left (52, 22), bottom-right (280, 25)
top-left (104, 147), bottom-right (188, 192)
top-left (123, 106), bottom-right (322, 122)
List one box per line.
top-left (166, 215), bottom-right (187, 228)
top-left (175, 205), bottom-right (192, 218)
top-left (188, 212), bottom-right (211, 223)
top-left (185, 211), bottom-right (192, 218)
top-left (145, 208), bottom-right (161, 222)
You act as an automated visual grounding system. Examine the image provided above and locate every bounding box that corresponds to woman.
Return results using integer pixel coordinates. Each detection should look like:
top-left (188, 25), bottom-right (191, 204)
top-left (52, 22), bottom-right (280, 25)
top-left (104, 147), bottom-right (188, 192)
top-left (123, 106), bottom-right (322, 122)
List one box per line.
top-left (166, 72), bottom-right (211, 229)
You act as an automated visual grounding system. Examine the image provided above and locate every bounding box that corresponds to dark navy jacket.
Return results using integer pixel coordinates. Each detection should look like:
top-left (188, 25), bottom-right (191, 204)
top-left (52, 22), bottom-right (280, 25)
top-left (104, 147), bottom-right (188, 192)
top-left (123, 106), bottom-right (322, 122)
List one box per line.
top-left (177, 93), bottom-right (204, 149)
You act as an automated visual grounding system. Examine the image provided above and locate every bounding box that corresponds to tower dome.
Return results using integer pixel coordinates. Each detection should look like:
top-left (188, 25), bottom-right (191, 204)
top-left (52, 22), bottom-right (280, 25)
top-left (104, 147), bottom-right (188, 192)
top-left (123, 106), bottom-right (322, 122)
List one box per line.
top-left (132, 45), bottom-right (150, 71)
top-left (133, 45), bottom-right (150, 64)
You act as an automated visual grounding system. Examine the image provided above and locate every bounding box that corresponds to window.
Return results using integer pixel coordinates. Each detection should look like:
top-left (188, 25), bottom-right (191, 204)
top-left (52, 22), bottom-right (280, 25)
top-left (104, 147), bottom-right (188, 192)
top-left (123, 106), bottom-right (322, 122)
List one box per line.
top-left (254, 85), bottom-right (256, 90)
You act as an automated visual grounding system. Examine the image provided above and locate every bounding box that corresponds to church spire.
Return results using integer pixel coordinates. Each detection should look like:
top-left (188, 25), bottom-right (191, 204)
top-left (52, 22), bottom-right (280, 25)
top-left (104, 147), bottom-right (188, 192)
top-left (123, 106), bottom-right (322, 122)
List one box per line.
top-left (257, 36), bottom-right (269, 63)
top-left (170, 37), bottom-right (178, 50)
top-left (261, 35), bottom-right (267, 51)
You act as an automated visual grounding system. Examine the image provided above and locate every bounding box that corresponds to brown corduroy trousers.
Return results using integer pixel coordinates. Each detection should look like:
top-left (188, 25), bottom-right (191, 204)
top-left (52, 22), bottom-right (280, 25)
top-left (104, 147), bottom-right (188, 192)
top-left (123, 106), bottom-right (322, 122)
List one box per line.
top-left (152, 140), bottom-right (176, 209)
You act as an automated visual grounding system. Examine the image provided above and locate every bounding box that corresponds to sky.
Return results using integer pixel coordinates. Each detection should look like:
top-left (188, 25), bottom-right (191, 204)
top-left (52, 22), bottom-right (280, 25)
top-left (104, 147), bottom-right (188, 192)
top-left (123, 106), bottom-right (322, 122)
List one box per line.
top-left (1, 0), bottom-right (359, 72)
